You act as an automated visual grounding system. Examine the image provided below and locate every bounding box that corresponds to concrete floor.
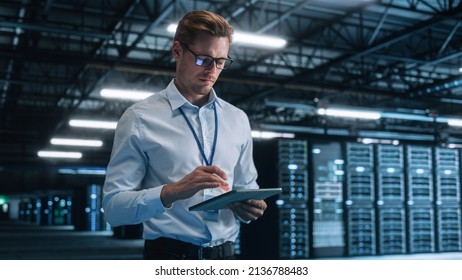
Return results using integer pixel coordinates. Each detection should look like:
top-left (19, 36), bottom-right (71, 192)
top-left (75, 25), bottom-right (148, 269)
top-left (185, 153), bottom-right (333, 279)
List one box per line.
top-left (0, 220), bottom-right (144, 260)
top-left (2, 220), bottom-right (462, 260)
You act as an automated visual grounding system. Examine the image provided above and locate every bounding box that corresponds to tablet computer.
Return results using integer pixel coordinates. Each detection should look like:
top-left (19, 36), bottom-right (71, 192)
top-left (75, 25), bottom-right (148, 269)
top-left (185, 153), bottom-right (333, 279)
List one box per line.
top-left (189, 188), bottom-right (282, 211)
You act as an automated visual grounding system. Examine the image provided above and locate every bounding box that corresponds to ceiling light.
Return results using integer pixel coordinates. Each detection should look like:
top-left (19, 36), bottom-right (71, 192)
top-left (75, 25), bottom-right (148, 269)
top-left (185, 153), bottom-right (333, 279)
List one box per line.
top-left (69, 119), bottom-right (117, 129)
top-left (38, 151), bottom-right (82, 159)
top-left (447, 143), bottom-right (462, 149)
top-left (167, 24), bottom-right (287, 49)
top-left (58, 167), bottom-right (107, 175)
top-left (251, 130), bottom-right (295, 139)
top-left (50, 138), bottom-right (103, 147)
top-left (167, 24), bottom-right (177, 33)
top-left (100, 89), bottom-right (154, 101)
top-left (358, 138), bottom-right (399, 145)
top-left (317, 108), bottom-right (381, 120)
top-left (447, 119), bottom-right (462, 127)
top-left (233, 32), bottom-right (287, 48)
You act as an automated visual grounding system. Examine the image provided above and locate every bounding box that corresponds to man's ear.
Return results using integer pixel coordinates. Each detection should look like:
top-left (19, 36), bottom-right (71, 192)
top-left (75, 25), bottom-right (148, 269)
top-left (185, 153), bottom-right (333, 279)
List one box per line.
top-left (172, 41), bottom-right (182, 59)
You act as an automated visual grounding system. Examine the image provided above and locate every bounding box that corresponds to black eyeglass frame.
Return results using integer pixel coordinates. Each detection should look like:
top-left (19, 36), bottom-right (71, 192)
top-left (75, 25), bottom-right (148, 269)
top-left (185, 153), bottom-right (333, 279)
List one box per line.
top-left (180, 43), bottom-right (234, 70)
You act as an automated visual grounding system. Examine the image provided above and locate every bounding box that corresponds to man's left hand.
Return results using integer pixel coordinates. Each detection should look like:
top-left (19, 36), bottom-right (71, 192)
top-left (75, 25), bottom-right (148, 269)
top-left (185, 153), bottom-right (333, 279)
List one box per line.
top-left (229, 199), bottom-right (267, 222)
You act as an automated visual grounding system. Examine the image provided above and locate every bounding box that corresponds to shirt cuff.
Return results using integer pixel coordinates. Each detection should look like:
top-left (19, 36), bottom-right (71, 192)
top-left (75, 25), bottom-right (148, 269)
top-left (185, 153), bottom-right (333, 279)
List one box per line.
top-left (144, 184), bottom-right (170, 214)
top-left (236, 215), bottom-right (251, 224)
top-left (159, 184), bottom-right (173, 210)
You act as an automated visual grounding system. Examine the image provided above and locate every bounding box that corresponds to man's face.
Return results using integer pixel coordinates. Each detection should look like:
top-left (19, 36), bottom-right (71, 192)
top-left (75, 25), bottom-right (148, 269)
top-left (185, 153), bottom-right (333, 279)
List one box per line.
top-left (173, 34), bottom-right (230, 105)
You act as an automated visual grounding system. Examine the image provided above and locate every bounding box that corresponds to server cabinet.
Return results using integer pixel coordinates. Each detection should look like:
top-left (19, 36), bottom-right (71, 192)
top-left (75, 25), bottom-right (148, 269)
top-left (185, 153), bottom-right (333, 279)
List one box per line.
top-left (406, 145), bottom-right (435, 254)
top-left (434, 148), bottom-right (460, 204)
top-left (436, 207), bottom-right (462, 252)
top-left (347, 207), bottom-right (376, 256)
top-left (277, 140), bottom-right (309, 259)
top-left (312, 142), bottom-right (345, 257)
top-left (377, 208), bottom-right (406, 254)
top-left (346, 143), bottom-right (375, 202)
top-left (406, 146), bottom-right (433, 203)
top-left (86, 184), bottom-right (110, 232)
top-left (408, 207), bottom-right (435, 253)
top-left (39, 193), bottom-right (72, 226)
top-left (279, 207), bottom-right (310, 259)
top-left (345, 143), bottom-right (376, 256)
top-left (433, 148), bottom-right (462, 252)
top-left (377, 145), bottom-right (405, 203)
top-left (376, 144), bottom-right (406, 255)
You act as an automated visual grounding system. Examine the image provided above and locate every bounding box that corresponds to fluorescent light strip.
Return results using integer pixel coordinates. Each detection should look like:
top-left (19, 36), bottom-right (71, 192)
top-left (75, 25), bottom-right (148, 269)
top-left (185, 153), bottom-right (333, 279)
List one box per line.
top-left (233, 31), bottom-right (287, 48)
top-left (318, 108), bottom-right (381, 120)
top-left (100, 89), bottom-right (154, 101)
top-left (51, 138), bottom-right (103, 147)
top-left (38, 151), bottom-right (82, 159)
top-left (167, 24), bottom-right (287, 49)
top-left (58, 168), bottom-right (107, 175)
top-left (251, 130), bottom-right (295, 139)
top-left (448, 119), bottom-right (462, 127)
top-left (358, 138), bottom-right (400, 145)
top-left (69, 119), bottom-right (117, 129)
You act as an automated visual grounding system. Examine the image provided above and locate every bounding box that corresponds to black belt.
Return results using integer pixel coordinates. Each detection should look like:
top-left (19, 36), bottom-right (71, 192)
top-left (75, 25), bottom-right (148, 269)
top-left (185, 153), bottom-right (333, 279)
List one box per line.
top-left (144, 237), bottom-right (235, 260)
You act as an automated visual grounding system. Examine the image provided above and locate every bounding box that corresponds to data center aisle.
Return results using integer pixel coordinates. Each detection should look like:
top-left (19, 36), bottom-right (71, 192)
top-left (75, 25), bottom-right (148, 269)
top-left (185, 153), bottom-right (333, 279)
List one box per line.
top-left (0, 220), bottom-right (144, 260)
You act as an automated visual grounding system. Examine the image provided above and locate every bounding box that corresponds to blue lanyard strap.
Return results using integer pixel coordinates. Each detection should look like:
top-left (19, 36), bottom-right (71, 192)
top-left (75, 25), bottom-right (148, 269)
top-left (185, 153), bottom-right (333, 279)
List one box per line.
top-left (179, 102), bottom-right (218, 166)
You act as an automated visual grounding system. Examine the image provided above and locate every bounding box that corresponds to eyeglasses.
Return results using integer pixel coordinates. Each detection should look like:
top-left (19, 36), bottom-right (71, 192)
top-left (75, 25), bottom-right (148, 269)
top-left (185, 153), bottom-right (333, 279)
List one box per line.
top-left (181, 43), bottom-right (234, 70)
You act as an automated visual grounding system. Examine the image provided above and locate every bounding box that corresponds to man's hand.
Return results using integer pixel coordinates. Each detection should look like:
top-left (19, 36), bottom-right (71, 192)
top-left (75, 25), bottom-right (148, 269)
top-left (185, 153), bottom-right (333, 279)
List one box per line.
top-left (160, 165), bottom-right (229, 207)
top-left (229, 199), bottom-right (267, 222)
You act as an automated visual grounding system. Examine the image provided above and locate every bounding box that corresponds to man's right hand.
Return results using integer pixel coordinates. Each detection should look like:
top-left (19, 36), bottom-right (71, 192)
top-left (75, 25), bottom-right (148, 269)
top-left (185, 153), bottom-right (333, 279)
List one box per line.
top-left (160, 165), bottom-right (229, 207)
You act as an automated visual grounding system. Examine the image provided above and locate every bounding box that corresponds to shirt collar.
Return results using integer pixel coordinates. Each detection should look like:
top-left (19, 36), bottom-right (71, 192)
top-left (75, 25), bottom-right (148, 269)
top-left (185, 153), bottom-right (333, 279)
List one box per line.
top-left (166, 79), bottom-right (223, 111)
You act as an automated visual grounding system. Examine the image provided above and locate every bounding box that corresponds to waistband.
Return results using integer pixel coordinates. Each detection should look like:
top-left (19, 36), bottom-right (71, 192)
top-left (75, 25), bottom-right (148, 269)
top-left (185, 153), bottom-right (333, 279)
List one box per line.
top-left (144, 237), bottom-right (235, 260)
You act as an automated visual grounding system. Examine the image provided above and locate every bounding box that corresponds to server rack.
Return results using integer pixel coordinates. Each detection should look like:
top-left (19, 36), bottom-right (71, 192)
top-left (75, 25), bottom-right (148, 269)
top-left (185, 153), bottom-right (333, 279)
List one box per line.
top-left (434, 148), bottom-right (460, 203)
top-left (86, 184), bottom-right (110, 232)
top-left (376, 144), bottom-right (406, 255)
top-left (18, 200), bottom-right (31, 222)
top-left (311, 142), bottom-right (345, 257)
top-left (347, 207), bottom-right (376, 255)
top-left (376, 145), bottom-right (405, 203)
top-left (39, 192), bottom-right (72, 226)
top-left (312, 182), bottom-right (344, 249)
top-left (345, 143), bottom-right (376, 256)
top-left (406, 145), bottom-right (435, 253)
top-left (406, 146), bottom-right (434, 203)
top-left (277, 139), bottom-right (309, 259)
top-left (377, 208), bottom-right (406, 254)
top-left (408, 207), bottom-right (435, 253)
top-left (434, 147), bottom-right (462, 252)
top-left (436, 207), bottom-right (462, 252)
top-left (277, 140), bottom-right (462, 259)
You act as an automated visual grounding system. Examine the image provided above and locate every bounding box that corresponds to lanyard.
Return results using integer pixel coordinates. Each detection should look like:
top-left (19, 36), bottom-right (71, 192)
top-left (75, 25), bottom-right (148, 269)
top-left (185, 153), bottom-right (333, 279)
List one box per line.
top-left (179, 102), bottom-right (218, 166)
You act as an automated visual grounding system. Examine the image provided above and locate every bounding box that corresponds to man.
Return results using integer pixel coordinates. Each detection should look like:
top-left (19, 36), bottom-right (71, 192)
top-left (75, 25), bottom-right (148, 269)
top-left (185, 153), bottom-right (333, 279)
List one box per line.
top-left (102, 10), bottom-right (267, 260)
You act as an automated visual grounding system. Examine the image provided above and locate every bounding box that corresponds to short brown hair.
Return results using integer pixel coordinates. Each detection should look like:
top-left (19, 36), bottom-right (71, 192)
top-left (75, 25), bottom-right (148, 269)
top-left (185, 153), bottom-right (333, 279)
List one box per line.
top-left (174, 10), bottom-right (234, 46)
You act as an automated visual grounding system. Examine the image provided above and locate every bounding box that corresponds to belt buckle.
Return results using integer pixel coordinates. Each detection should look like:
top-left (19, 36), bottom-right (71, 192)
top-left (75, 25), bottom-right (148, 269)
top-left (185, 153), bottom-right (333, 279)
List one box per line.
top-left (198, 245), bottom-right (215, 260)
top-left (198, 246), bottom-right (208, 260)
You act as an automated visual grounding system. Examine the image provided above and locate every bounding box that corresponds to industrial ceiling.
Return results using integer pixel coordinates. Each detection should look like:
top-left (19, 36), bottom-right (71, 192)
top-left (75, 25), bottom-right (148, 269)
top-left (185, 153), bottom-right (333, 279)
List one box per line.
top-left (1, 0), bottom-right (462, 194)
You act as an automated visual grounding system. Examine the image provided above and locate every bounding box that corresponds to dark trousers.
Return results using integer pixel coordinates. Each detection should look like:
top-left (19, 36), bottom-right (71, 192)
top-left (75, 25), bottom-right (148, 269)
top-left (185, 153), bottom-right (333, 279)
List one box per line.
top-left (143, 237), bottom-right (235, 260)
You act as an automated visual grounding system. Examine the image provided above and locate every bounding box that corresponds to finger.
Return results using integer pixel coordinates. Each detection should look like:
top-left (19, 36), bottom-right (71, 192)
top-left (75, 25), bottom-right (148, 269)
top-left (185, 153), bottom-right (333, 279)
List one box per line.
top-left (247, 199), bottom-right (267, 210)
top-left (197, 166), bottom-right (229, 191)
top-left (213, 173), bottom-right (230, 191)
top-left (201, 165), bottom-right (228, 180)
top-left (231, 201), bottom-right (264, 219)
top-left (234, 207), bottom-right (259, 221)
top-left (191, 174), bottom-right (229, 191)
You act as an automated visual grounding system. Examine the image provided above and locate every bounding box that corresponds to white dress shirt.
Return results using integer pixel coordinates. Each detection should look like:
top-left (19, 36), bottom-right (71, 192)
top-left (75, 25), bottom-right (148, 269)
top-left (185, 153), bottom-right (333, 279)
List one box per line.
top-left (102, 79), bottom-right (259, 246)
